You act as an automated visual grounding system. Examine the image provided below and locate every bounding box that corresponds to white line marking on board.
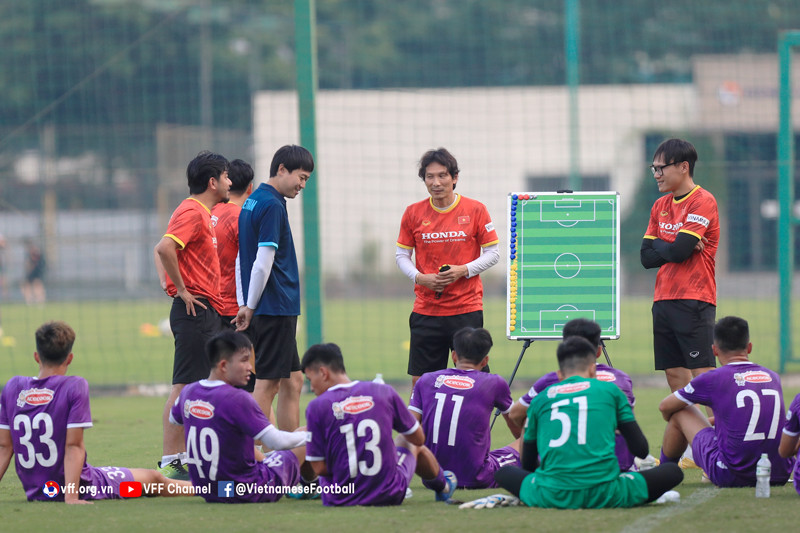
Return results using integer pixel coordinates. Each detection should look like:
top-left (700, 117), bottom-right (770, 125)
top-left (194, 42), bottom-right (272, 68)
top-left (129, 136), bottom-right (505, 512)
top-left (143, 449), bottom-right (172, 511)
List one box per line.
top-left (521, 263), bottom-right (614, 269)
top-left (618, 487), bottom-right (721, 533)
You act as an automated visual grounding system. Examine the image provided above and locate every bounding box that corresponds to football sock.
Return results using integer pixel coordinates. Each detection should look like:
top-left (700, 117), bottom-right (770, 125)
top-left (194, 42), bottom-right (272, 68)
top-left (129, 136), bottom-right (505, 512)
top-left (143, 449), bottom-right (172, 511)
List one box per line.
top-left (659, 450), bottom-right (679, 465)
top-left (422, 467), bottom-right (446, 493)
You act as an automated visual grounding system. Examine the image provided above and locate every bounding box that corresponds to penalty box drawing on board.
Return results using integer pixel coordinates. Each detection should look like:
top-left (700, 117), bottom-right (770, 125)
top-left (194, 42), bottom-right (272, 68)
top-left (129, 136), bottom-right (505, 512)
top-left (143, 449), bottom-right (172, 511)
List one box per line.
top-left (507, 192), bottom-right (620, 340)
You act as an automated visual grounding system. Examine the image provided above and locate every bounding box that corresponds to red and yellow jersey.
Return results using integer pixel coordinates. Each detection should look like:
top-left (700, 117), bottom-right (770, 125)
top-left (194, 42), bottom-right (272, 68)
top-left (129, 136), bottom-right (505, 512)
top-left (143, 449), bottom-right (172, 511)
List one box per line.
top-left (164, 198), bottom-right (222, 312)
top-left (211, 202), bottom-right (241, 317)
top-left (397, 195), bottom-right (499, 316)
top-left (644, 186), bottom-right (719, 305)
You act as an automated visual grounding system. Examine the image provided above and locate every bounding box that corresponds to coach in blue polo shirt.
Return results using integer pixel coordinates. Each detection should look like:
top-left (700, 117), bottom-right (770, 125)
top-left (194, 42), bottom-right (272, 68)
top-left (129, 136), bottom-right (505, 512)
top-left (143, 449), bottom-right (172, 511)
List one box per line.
top-left (235, 144), bottom-right (315, 431)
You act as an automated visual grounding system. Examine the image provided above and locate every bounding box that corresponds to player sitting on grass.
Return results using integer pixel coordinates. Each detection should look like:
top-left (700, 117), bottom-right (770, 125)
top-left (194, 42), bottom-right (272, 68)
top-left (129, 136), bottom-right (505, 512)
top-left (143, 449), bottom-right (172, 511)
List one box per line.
top-left (0, 321), bottom-right (191, 503)
top-left (302, 343), bottom-right (457, 506)
top-left (169, 330), bottom-right (315, 503)
top-left (507, 318), bottom-right (642, 471)
top-left (778, 391), bottom-right (800, 496)
top-left (494, 336), bottom-right (683, 509)
top-left (659, 316), bottom-right (793, 487)
top-left (408, 327), bottom-right (520, 488)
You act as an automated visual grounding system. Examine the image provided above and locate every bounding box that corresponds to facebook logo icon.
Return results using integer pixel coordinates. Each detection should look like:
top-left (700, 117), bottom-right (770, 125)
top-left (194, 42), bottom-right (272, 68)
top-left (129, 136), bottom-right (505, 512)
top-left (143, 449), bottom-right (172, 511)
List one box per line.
top-left (218, 481), bottom-right (235, 498)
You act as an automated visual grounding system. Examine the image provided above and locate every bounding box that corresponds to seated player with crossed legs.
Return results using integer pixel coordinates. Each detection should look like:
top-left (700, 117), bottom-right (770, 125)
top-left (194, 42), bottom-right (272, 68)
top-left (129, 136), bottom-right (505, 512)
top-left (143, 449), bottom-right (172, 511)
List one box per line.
top-left (169, 330), bottom-right (315, 503)
top-left (302, 343), bottom-right (457, 506)
top-left (0, 321), bottom-right (191, 503)
top-left (659, 316), bottom-right (793, 487)
top-left (490, 337), bottom-right (682, 509)
top-left (507, 318), bottom-right (648, 471)
top-left (409, 327), bottom-right (520, 489)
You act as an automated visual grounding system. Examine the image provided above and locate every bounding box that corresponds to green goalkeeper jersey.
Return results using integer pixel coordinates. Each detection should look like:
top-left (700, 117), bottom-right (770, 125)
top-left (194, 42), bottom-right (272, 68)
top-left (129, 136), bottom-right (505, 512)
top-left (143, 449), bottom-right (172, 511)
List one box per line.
top-left (525, 375), bottom-right (635, 490)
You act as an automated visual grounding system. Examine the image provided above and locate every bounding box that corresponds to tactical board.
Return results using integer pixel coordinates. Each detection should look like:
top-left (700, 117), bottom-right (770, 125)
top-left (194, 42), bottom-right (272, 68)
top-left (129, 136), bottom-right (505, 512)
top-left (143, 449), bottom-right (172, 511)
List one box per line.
top-left (507, 192), bottom-right (620, 340)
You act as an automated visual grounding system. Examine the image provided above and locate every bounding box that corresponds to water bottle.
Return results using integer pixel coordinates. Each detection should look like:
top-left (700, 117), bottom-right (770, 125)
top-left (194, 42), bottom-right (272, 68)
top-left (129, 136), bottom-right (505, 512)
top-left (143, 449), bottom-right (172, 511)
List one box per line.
top-left (755, 453), bottom-right (771, 498)
top-left (373, 373), bottom-right (385, 384)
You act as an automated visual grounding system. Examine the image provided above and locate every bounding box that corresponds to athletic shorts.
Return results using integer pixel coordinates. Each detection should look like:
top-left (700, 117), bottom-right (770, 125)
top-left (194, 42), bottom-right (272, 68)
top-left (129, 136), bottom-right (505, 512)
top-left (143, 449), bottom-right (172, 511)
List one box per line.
top-left (204, 450), bottom-right (300, 503)
top-left (467, 446), bottom-right (522, 489)
top-left (248, 315), bottom-right (300, 380)
top-left (220, 315), bottom-right (236, 330)
top-left (170, 297), bottom-right (222, 384)
top-left (691, 427), bottom-right (791, 488)
top-left (794, 462), bottom-right (800, 496)
top-left (86, 466), bottom-right (135, 500)
top-left (374, 446), bottom-right (416, 505)
top-left (652, 300), bottom-right (716, 370)
top-left (615, 434), bottom-right (635, 472)
top-left (519, 471), bottom-right (649, 509)
top-left (408, 311), bottom-right (484, 376)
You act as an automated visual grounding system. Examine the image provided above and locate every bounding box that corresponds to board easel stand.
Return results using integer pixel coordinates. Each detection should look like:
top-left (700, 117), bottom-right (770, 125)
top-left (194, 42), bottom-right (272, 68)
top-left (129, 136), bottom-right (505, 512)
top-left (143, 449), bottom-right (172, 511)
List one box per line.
top-left (490, 339), bottom-right (613, 429)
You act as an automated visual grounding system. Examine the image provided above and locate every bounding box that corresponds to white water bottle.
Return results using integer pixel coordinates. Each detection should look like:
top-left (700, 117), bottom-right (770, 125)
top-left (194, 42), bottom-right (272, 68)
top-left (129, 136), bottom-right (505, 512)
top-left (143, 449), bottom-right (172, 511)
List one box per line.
top-left (373, 373), bottom-right (385, 384)
top-left (755, 453), bottom-right (771, 498)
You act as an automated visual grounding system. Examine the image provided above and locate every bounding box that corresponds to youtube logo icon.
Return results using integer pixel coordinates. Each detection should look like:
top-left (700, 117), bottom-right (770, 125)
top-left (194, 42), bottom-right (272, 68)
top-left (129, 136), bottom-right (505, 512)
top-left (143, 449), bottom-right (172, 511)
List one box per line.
top-left (120, 481), bottom-right (143, 498)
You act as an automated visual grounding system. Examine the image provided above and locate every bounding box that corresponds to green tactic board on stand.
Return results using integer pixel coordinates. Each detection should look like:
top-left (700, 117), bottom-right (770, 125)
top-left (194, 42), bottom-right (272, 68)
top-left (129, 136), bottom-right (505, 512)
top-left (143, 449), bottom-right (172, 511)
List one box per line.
top-left (507, 192), bottom-right (620, 340)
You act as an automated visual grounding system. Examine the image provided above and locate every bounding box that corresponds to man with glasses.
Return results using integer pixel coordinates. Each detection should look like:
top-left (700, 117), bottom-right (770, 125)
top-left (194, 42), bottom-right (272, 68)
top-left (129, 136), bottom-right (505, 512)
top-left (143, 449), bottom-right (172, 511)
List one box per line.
top-left (640, 138), bottom-right (719, 394)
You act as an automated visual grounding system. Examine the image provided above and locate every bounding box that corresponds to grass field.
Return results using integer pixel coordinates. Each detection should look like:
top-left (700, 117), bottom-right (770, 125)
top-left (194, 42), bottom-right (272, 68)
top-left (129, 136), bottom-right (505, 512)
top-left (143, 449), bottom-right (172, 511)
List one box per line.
top-left (2, 296), bottom-right (800, 388)
top-left (1, 387), bottom-right (799, 533)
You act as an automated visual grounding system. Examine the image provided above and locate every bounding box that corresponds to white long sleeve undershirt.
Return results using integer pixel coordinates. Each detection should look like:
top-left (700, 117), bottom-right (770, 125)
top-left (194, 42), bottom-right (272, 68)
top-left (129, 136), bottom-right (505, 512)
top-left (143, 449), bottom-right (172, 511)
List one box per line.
top-left (394, 243), bottom-right (500, 282)
top-left (246, 246), bottom-right (276, 309)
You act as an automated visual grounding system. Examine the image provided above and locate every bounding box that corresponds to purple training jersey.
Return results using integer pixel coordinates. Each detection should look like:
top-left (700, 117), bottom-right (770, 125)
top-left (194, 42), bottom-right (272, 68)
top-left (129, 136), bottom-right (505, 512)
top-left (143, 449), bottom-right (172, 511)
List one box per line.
top-left (781, 392), bottom-right (800, 494)
top-left (170, 380), bottom-right (299, 503)
top-left (409, 368), bottom-right (515, 488)
top-left (305, 381), bottom-right (419, 506)
top-left (0, 375), bottom-right (132, 501)
top-left (676, 362), bottom-right (792, 482)
top-left (518, 365), bottom-right (635, 407)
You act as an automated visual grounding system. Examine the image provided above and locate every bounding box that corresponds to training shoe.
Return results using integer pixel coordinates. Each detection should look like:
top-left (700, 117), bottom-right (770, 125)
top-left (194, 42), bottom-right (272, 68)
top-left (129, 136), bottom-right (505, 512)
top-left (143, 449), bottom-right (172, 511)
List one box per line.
top-left (634, 454), bottom-right (660, 472)
top-left (286, 479), bottom-right (321, 500)
top-left (678, 456), bottom-right (700, 470)
top-left (435, 470), bottom-right (458, 502)
top-left (405, 487), bottom-right (413, 499)
top-left (158, 459), bottom-right (190, 481)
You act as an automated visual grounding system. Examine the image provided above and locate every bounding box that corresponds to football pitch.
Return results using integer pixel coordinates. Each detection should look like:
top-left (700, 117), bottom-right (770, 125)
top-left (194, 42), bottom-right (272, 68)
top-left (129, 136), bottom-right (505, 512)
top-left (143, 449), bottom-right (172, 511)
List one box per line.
top-left (1, 388), bottom-right (799, 533)
top-left (2, 296), bottom-right (799, 387)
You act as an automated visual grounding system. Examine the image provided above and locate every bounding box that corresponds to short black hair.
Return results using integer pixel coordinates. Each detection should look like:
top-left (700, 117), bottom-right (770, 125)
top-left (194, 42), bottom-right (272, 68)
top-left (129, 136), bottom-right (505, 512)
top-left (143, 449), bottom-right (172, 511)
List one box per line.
top-left (418, 147), bottom-right (460, 189)
top-left (452, 327), bottom-right (493, 364)
top-left (301, 343), bottom-right (346, 373)
top-left (228, 159), bottom-right (254, 194)
top-left (206, 330), bottom-right (252, 367)
top-left (714, 316), bottom-right (750, 353)
top-left (652, 138), bottom-right (698, 177)
top-left (562, 318), bottom-right (601, 350)
top-left (269, 145), bottom-right (314, 178)
top-left (186, 150), bottom-right (229, 195)
top-left (556, 336), bottom-right (597, 374)
top-left (35, 321), bottom-right (76, 365)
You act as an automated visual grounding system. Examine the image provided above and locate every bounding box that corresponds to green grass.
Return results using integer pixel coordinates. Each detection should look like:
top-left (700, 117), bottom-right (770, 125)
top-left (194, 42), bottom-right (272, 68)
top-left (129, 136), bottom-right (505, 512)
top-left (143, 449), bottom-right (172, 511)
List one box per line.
top-left (2, 296), bottom-right (800, 388)
top-left (1, 386), bottom-right (799, 532)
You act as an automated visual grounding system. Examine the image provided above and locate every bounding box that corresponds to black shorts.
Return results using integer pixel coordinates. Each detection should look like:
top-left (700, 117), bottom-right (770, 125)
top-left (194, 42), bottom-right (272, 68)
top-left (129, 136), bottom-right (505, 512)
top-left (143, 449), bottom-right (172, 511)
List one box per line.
top-left (219, 315), bottom-right (236, 330)
top-left (408, 311), bottom-right (484, 376)
top-left (247, 315), bottom-right (300, 380)
top-left (170, 297), bottom-right (222, 384)
top-left (652, 300), bottom-right (716, 371)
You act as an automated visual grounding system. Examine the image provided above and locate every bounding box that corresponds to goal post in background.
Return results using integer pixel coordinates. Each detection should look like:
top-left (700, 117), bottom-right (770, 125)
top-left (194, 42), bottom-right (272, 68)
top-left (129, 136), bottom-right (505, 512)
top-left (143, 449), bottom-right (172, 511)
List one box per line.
top-left (778, 30), bottom-right (800, 373)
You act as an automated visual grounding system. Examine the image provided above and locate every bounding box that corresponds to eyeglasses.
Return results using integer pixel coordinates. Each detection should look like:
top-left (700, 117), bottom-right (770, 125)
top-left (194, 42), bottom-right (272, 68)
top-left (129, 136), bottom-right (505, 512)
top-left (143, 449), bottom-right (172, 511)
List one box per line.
top-left (649, 161), bottom-right (682, 176)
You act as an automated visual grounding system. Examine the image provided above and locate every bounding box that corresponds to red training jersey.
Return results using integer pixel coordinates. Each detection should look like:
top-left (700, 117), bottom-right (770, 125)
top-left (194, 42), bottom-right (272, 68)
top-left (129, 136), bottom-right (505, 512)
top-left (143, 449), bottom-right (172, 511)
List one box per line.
top-left (211, 202), bottom-right (241, 317)
top-left (644, 185), bottom-right (719, 305)
top-left (397, 195), bottom-right (499, 316)
top-left (164, 197), bottom-right (222, 312)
